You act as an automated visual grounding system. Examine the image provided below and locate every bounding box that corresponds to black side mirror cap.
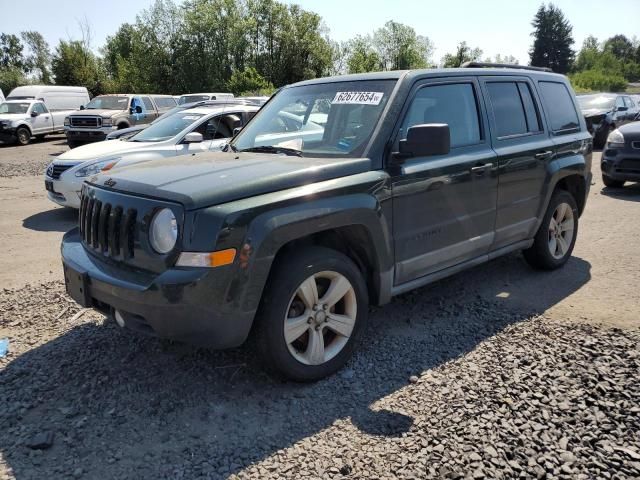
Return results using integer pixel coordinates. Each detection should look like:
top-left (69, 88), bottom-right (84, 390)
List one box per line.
top-left (135, 106), bottom-right (143, 114)
top-left (616, 106), bottom-right (628, 112)
top-left (79, 105), bottom-right (85, 110)
top-left (396, 124), bottom-right (450, 160)
top-left (31, 111), bottom-right (39, 117)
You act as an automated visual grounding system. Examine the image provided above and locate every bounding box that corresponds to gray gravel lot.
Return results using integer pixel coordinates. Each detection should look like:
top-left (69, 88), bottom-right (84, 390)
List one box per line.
top-left (0, 135), bottom-right (68, 178)
top-left (0, 140), bottom-right (639, 479)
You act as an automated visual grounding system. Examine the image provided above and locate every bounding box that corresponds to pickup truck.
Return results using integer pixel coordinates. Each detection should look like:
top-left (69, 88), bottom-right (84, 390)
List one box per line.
top-left (64, 94), bottom-right (176, 147)
top-left (61, 65), bottom-right (592, 381)
top-left (0, 100), bottom-right (67, 145)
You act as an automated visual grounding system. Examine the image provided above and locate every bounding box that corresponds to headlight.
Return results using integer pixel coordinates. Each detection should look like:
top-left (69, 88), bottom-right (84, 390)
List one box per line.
top-left (149, 208), bottom-right (178, 254)
top-left (64, 117), bottom-right (70, 126)
top-left (74, 159), bottom-right (120, 177)
top-left (607, 129), bottom-right (624, 146)
top-left (102, 118), bottom-right (112, 127)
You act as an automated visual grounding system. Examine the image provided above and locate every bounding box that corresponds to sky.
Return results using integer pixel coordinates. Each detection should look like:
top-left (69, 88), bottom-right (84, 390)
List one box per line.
top-left (1, 0), bottom-right (638, 65)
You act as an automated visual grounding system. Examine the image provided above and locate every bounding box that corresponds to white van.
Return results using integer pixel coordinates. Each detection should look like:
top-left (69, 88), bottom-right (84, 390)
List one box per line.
top-left (7, 85), bottom-right (89, 111)
top-left (177, 92), bottom-right (234, 105)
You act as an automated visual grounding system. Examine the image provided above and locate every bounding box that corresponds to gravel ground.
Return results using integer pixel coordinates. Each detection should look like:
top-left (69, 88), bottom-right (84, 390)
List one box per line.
top-left (0, 135), bottom-right (68, 178)
top-left (0, 282), bottom-right (638, 479)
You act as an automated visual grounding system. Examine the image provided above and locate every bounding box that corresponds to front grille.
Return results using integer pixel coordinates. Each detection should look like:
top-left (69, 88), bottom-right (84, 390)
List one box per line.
top-left (79, 195), bottom-right (137, 259)
top-left (70, 116), bottom-right (101, 128)
top-left (615, 158), bottom-right (640, 175)
top-left (50, 164), bottom-right (73, 180)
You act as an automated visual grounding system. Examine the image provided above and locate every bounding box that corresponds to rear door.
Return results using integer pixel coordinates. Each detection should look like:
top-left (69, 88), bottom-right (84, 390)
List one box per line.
top-left (479, 76), bottom-right (551, 249)
top-left (390, 77), bottom-right (498, 285)
top-left (141, 96), bottom-right (157, 123)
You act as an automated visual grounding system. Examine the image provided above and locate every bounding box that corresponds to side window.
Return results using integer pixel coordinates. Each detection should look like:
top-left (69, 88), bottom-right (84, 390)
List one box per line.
top-left (130, 97), bottom-right (142, 111)
top-left (486, 81), bottom-right (542, 138)
top-left (615, 96), bottom-right (625, 109)
top-left (32, 103), bottom-right (47, 114)
top-left (538, 82), bottom-right (580, 134)
top-left (194, 113), bottom-right (241, 140)
top-left (623, 97), bottom-right (633, 108)
top-left (400, 83), bottom-right (481, 149)
top-left (141, 97), bottom-right (154, 111)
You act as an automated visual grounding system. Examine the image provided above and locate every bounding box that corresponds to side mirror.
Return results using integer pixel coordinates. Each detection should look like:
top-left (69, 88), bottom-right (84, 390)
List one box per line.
top-left (233, 126), bottom-right (243, 137)
top-left (397, 124), bottom-right (450, 160)
top-left (31, 111), bottom-right (39, 117)
top-left (135, 105), bottom-right (143, 114)
top-left (183, 132), bottom-right (203, 144)
top-left (79, 105), bottom-right (85, 110)
top-left (616, 106), bottom-right (628, 112)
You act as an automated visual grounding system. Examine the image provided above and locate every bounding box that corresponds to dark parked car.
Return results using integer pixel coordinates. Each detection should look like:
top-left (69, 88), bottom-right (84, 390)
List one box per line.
top-left (601, 122), bottom-right (640, 187)
top-left (61, 64), bottom-right (592, 381)
top-left (577, 93), bottom-right (639, 148)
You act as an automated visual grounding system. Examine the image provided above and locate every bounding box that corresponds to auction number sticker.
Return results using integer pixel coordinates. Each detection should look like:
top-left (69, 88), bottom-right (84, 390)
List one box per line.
top-left (332, 91), bottom-right (384, 105)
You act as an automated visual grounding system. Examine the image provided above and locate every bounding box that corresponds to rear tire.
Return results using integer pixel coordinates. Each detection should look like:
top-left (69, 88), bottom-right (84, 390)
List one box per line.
top-left (602, 174), bottom-right (624, 188)
top-left (523, 190), bottom-right (578, 270)
top-left (15, 127), bottom-right (31, 146)
top-left (254, 246), bottom-right (369, 382)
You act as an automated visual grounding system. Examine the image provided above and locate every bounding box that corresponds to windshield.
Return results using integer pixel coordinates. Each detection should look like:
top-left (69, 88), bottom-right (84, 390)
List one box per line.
top-left (130, 112), bottom-right (205, 142)
top-left (179, 95), bottom-right (210, 105)
top-left (232, 80), bottom-right (395, 158)
top-left (0, 102), bottom-right (30, 114)
top-left (577, 95), bottom-right (615, 110)
top-left (86, 96), bottom-right (129, 110)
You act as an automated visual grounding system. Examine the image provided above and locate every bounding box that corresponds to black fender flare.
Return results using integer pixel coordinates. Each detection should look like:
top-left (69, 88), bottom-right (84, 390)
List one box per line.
top-left (236, 193), bottom-right (393, 314)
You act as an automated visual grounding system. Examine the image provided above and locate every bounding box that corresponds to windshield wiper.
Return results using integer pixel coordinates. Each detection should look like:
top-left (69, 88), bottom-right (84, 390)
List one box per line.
top-left (238, 145), bottom-right (303, 157)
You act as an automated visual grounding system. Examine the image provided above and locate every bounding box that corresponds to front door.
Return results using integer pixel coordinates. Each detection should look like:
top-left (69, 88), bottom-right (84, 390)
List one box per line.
top-left (390, 78), bottom-right (498, 285)
top-left (30, 102), bottom-right (50, 134)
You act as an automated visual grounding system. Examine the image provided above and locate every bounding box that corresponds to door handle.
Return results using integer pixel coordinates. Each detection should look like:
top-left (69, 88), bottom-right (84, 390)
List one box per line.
top-left (470, 162), bottom-right (493, 174)
top-left (535, 150), bottom-right (553, 159)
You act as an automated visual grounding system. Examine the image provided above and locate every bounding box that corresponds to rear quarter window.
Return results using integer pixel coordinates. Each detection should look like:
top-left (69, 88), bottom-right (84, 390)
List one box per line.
top-left (538, 81), bottom-right (580, 134)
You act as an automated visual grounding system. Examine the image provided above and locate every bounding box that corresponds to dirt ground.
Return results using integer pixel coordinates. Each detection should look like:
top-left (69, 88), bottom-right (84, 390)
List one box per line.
top-left (0, 139), bottom-right (637, 327)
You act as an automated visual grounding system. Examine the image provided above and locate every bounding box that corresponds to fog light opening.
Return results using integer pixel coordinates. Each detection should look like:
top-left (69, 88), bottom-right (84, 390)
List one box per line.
top-left (114, 310), bottom-right (126, 328)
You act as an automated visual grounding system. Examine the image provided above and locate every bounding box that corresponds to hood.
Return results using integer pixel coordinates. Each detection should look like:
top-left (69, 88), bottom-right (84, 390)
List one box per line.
top-left (55, 138), bottom-right (155, 163)
top-left (69, 109), bottom-right (124, 118)
top-left (88, 152), bottom-right (372, 210)
top-left (581, 108), bottom-right (611, 118)
top-left (0, 113), bottom-right (28, 121)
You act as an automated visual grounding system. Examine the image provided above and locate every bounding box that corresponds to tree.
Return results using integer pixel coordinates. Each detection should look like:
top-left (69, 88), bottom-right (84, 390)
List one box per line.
top-left (51, 40), bottom-right (105, 95)
top-left (483, 54), bottom-right (519, 65)
top-left (373, 21), bottom-right (432, 70)
top-left (346, 35), bottom-right (380, 73)
top-left (0, 33), bottom-right (26, 71)
top-left (442, 41), bottom-right (482, 67)
top-left (529, 3), bottom-right (575, 73)
top-left (226, 66), bottom-right (274, 94)
top-left (21, 31), bottom-right (51, 83)
top-left (603, 35), bottom-right (634, 63)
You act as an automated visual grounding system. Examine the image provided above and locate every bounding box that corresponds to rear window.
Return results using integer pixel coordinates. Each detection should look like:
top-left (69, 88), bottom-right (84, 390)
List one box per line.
top-left (538, 82), bottom-right (580, 134)
top-left (486, 81), bottom-right (541, 138)
top-left (153, 97), bottom-right (177, 109)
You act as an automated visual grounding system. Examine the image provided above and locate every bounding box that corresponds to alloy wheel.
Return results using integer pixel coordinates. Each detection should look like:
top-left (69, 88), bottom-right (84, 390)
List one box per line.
top-left (548, 202), bottom-right (575, 260)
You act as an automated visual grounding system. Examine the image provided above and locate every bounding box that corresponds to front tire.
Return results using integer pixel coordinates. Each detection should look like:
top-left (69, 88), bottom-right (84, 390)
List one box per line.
top-left (523, 190), bottom-right (578, 270)
top-left (602, 174), bottom-right (624, 188)
top-left (254, 246), bottom-right (369, 382)
top-left (15, 127), bottom-right (31, 146)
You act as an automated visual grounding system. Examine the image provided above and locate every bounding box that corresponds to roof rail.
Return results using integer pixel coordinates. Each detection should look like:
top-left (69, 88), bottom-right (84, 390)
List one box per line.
top-left (461, 61), bottom-right (553, 73)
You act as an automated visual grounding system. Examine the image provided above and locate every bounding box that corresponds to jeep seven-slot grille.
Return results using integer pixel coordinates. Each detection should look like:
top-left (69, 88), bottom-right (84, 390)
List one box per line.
top-left (79, 195), bottom-right (137, 259)
top-left (50, 164), bottom-right (73, 180)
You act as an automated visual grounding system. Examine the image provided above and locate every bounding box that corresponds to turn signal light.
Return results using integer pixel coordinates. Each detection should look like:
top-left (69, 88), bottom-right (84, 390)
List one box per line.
top-left (176, 249), bottom-right (237, 268)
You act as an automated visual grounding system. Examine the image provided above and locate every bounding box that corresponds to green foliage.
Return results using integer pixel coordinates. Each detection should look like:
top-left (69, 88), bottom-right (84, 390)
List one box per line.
top-left (226, 67), bottom-right (274, 95)
top-left (344, 22), bottom-right (432, 74)
top-left (0, 33), bottom-right (26, 71)
top-left (529, 3), bottom-right (575, 73)
top-left (21, 31), bottom-right (51, 83)
top-left (51, 40), bottom-right (106, 95)
top-left (0, 66), bottom-right (28, 94)
top-left (442, 41), bottom-right (482, 68)
top-left (569, 69), bottom-right (627, 92)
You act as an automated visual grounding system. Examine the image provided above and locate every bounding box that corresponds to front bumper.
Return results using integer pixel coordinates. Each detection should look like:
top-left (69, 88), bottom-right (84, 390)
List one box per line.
top-left (61, 228), bottom-right (255, 348)
top-left (44, 175), bottom-right (83, 209)
top-left (0, 127), bottom-right (16, 143)
top-left (65, 126), bottom-right (116, 144)
top-left (602, 144), bottom-right (640, 182)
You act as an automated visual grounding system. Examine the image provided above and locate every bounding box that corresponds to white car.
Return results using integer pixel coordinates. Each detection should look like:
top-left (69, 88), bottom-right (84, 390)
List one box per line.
top-left (45, 104), bottom-right (259, 208)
